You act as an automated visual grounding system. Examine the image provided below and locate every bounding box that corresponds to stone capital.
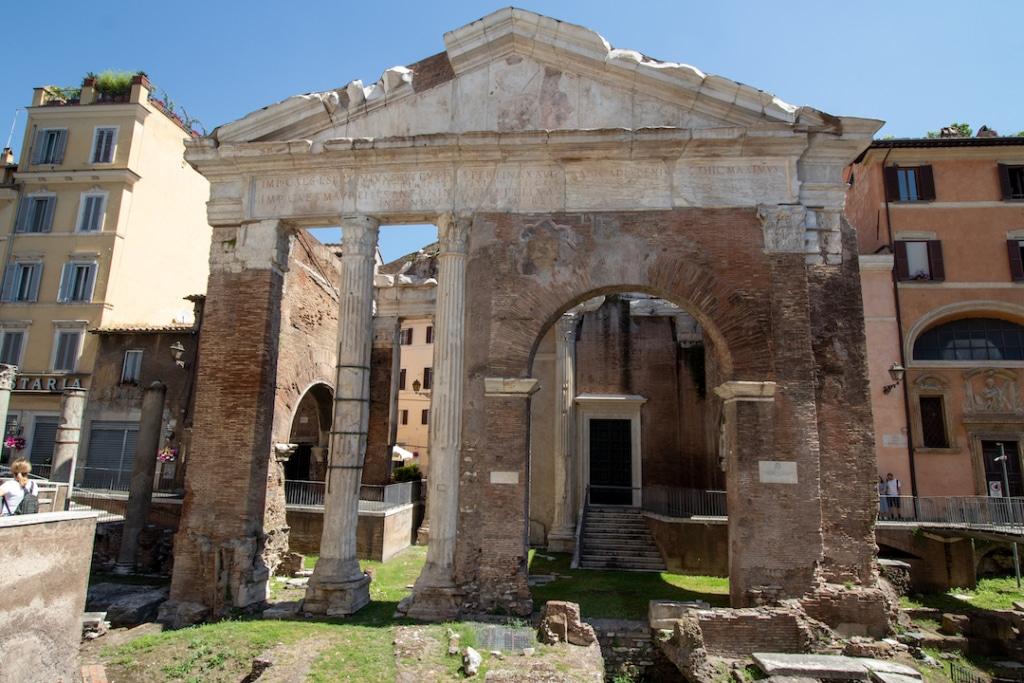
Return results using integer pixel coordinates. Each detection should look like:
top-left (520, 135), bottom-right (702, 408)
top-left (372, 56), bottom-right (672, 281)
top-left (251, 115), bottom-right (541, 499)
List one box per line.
top-left (340, 215), bottom-right (381, 258)
top-left (210, 220), bottom-right (293, 274)
top-left (757, 204), bottom-right (807, 255)
top-left (0, 364), bottom-right (16, 391)
top-left (484, 377), bottom-right (540, 397)
top-left (555, 312), bottom-right (579, 340)
top-left (437, 212), bottom-right (471, 254)
top-left (713, 380), bottom-right (776, 403)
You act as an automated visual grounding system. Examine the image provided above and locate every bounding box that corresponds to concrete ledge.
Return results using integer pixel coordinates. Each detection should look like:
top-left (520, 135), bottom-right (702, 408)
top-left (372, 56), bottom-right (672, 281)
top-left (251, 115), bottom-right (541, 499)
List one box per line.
top-left (0, 510), bottom-right (98, 528)
top-left (713, 380), bottom-right (776, 402)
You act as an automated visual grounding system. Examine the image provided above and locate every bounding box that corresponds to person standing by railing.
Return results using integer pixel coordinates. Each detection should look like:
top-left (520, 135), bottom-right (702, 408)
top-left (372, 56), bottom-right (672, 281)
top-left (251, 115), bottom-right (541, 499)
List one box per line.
top-left (885, 473), bottom-right (902, 519)
top-left (1, 458), bottom-right (38, 516)
top-left (878, 476), bottom-right (889, 519)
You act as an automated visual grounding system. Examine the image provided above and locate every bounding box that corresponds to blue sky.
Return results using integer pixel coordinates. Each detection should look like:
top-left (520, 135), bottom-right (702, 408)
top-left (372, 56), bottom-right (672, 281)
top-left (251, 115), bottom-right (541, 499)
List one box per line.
top-left (4, 1), bottom-right (1020, 259)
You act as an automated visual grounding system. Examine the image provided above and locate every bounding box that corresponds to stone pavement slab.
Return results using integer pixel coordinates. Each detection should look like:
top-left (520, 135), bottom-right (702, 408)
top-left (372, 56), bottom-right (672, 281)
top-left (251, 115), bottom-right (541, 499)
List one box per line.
top-left (754, 653), bottom-right (871, 680)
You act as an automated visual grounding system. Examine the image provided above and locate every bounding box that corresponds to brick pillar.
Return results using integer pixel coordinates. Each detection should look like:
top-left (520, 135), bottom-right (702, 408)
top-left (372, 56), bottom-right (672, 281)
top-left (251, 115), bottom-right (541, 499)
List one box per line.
top-left (400, 212), bottom-right (470, 621)
top-left (304, 215), bottom-right (379, 617)
top-left (808, 214), bottom-right (879, 584)
top-left (162, 220), bottom-right (293, 626)
top-left (363, 316), bottom-right (400, 486)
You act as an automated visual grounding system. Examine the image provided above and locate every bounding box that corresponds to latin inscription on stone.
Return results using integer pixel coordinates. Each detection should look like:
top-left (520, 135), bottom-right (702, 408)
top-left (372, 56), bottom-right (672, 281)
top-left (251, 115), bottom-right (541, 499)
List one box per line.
top-left (758, 460), bottom-right (798, 484)
top-left (355, 169), bottom-right (452, 213)
top-left (251, 173), bottom-right (344, 219)
top-left (565, 162), bottom-right (671, 210)
top-left (456, 164), bottom-right (564, 211)
top-left (674, 158), bottom-right (794, 207)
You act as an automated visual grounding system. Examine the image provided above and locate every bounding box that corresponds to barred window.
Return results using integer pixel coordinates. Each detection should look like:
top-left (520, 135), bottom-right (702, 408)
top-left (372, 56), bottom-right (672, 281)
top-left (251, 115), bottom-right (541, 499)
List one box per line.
top-left (919, 396), bottom-right (949, 448)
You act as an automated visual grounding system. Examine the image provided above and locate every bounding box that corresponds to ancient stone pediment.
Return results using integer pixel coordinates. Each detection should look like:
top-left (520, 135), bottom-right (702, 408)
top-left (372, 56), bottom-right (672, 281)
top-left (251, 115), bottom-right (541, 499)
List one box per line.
top-left (212, 8), bottom-right (851, 145)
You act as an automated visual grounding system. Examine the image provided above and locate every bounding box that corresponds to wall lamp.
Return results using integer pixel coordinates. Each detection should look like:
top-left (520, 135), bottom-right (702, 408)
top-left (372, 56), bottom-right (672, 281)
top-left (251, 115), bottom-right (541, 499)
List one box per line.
top-left (412, 379), bottom-right (422, 392)
top-left (169, 341), bottom-right (187, 369)
top-left (882, 362), bottom-right (905, 394)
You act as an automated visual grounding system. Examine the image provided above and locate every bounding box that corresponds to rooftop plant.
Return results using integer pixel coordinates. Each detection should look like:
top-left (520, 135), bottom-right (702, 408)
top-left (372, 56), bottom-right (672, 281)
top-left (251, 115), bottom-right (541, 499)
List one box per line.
top-left (86, 70), bottom-right (139, 99)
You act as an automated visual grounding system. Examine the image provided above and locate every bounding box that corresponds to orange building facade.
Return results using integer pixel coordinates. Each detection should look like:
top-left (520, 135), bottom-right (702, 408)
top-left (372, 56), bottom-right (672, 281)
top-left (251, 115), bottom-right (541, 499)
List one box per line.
top-left (847, 137), bottom-right (1024, 498)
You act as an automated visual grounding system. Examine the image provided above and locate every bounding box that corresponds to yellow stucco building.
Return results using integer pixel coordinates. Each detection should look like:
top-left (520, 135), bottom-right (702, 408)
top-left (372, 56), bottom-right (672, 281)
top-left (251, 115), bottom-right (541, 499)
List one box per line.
top-left (396, 316), bottom-right (433, 471)
top-left (0, 73), bottom-right (211, 472)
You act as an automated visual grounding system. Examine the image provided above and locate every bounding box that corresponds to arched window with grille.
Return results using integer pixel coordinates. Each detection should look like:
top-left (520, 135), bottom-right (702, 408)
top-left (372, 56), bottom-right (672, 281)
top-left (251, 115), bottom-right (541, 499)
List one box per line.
top-left (913, 318), bottom-right (1024, 362)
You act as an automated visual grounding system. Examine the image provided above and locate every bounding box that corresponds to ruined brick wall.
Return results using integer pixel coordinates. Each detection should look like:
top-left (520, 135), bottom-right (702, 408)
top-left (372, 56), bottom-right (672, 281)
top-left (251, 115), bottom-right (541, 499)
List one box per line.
top-left (696, 609), bottom-right (809, 657)
top-left (365, 340), bottom-right (396, 486)
top-left (457, 209), bottom-right (786, 614)
top-left (808, 220), bottom-right (879, 585)
top-left (169, 264), bottom-right (287, 614)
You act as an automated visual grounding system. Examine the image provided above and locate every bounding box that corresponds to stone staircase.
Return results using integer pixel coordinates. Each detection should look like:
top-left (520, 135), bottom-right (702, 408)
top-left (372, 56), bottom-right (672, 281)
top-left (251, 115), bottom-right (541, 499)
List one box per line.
top-left (579, 505), bottom-right (666, 571)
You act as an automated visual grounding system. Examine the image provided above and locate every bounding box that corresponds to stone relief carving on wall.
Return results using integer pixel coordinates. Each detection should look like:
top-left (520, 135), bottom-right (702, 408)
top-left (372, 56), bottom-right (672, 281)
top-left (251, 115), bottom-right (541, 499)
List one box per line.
top-left (962, 369), bottom-right (1023, 416)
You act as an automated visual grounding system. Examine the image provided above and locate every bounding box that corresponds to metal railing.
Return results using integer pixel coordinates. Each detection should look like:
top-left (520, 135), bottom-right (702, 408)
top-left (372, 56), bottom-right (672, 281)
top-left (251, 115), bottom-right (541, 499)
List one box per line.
top-left (643, 486), bottom-right (727, 518)
top-left (880, 495), bottom-right (1024, 532)
top-left (285, 479), bottom-right (423, 510)
top-left (949, 662), bottom-right (986, 683)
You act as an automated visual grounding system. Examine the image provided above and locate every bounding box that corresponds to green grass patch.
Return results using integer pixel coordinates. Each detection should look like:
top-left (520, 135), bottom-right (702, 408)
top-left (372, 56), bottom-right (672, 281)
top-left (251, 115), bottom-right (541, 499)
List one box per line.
top-left (528, 550), bottom-right (728, 620)
top-left (903, 576), bottom-right (1024, 614)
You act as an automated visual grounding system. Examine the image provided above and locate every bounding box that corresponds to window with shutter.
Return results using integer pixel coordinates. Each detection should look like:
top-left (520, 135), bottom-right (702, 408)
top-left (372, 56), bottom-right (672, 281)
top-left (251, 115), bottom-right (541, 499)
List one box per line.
top-left (16, 196), bottom-right (56, 233)
top-left (999, 165), bottom-right (1024, 200)
top-left (426, 326), bottom-right (434, 343)
top-left (421, 409), bottom-right (429, 425)
top-left (77, 193), bottom-right (106, 232)
top-left (399, 368), bottom-right (407, 390)
top-left (91, 127), bottom-right (116, 163)
top-left (400, 328), bottom-right (413, 345)
top-left (32, 129), bottom-right (67, 165)
top-left (885, 165), bottom-right (935, 202)
top-left (423, 367), bottom-right (433, 390)
top-left (1010, 240), bottom-right (1024, 282)
top-left (401, 410), bottom-right (408, 425)
top-left (60, 262), bottom-right (97, 302)
top-left (0, 331), bottom-right (25, 366)
top-left (53, 331), bottom-right (82, 372)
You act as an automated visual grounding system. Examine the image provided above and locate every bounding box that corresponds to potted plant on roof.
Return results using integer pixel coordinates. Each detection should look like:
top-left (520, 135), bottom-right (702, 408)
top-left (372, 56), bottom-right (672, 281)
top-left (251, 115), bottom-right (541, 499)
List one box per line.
top-left (91, 70), bottom-right (135, 103)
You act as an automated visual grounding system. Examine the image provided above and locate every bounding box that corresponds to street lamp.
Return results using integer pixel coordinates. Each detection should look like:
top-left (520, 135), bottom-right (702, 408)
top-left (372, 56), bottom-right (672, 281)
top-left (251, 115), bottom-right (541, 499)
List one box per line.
top-left (882, 362), bottom-right (905, 395)
top-left (994, 442), bottom-right (1021, 588)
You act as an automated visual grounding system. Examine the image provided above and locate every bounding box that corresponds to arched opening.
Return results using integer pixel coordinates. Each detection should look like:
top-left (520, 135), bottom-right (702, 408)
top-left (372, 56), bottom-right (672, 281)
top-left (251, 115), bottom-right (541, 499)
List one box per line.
top-left (912, 317), bottom-right (1024, 362)
top-left (526, 288), bottom-right (730, 605)
top-left (285, 383), bottom-right (333, 482)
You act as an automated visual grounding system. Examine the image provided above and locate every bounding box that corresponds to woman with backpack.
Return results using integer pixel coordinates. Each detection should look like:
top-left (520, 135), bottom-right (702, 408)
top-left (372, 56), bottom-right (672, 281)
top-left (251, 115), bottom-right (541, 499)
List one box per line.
top-left (1, 458), bottom-right (38, 516)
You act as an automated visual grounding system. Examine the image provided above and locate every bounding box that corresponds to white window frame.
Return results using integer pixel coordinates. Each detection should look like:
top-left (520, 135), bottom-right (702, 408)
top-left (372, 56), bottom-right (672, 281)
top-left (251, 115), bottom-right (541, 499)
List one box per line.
top-left (90, 126), bottom-right (118, 164)
top-left (121, 349), bottom-right (143, 384)
top-left (50, 326), bottom-right (85, 373)
top-left (76, 191), bottom-right (108, 233)
top-left (58, 260), bottom-right (98, 303)
top-left (0, 328), bottom-right (27, 367)
top-left (904, 240), bottom-right (931, 280)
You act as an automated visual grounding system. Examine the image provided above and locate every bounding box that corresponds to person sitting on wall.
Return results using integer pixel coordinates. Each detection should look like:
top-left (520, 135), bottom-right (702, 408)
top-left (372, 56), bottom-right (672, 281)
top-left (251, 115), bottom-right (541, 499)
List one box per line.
top-left (1, 458), bottom-right (39, 516)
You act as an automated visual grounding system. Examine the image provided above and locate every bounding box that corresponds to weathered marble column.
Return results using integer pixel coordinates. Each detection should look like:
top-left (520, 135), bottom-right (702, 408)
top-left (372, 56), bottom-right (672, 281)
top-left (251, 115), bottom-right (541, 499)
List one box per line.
top-left (115, 381), bottom-right (167, 573)
top-left (548, 313), bottom-right (579, 552)
top-left (51, 387), bottom-right (87, 488)
top-left (304, 215), bottom-right (379, 617)
top-left (401, 212), bottom-right (470, 620)
top-left (0, 365), bottom-right (15, 455)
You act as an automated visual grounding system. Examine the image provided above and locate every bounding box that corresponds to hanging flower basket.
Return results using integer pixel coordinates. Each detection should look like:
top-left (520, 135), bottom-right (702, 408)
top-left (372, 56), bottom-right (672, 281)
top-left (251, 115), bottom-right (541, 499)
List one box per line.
top-left (157, 446), bottom-right (178, 463)
top-left (4, 435), bottom-right (25, 451)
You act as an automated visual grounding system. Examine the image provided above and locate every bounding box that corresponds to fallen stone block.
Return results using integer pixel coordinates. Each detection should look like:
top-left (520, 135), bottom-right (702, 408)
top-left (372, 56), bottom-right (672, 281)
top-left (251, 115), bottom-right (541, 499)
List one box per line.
top-left (105, 587), bottom-right (169, 627)
top-left (262, 601), bottom-right (301, 620)
top-left (861, 659), bottom-right (921, 679)
top-left (940, 613), bottom-right (969, 635)
top-left (870, 674), bottom-right (922, 683)
top-left (753, 653), bottom-right (871, 680)
top-left (463, 646), bottom-right (482, 676)
top-left (648, 599), bottom-right (712, 630)
top-left (538, 600), bottom-right (597, 646)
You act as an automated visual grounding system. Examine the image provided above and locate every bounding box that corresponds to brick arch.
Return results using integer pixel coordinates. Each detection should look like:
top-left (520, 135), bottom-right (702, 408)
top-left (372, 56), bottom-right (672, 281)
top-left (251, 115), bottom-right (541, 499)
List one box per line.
top-left (288, 381), bottom-right (334, 445)
top-left (473, 209), bottom-right (775, 381)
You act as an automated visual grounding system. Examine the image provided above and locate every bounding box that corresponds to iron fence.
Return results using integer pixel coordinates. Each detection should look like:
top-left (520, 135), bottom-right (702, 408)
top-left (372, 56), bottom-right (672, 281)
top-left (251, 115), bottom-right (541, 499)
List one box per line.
top-left (949, 662), bottom-right (986, 683)
top-left (285, 479), bottom-right (423, 510)
top-left (880, 495), bottom-right (1024, 532)
top-left (642, 486), bottom-right (727, 518)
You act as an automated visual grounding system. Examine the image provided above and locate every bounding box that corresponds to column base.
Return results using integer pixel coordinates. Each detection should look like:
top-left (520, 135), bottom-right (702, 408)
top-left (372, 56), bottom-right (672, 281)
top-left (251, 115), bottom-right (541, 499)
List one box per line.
top-left (547, 529), bottom-right (576, 554)
top-left (302, 573), bottom-right (372, 617)
top-left (397, 584), bottom-right (463, 621)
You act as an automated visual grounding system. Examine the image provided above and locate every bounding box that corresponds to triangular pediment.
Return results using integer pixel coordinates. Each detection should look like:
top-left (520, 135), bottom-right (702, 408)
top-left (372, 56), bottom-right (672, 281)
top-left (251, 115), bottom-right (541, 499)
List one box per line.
top-left (213, 8), bottom-right (846, 145)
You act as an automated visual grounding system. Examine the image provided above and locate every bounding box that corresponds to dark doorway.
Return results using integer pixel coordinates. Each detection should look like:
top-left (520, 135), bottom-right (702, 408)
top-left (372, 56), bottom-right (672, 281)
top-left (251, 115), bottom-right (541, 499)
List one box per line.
top-left (284, 445), bottom-right (312, 481)
top-left (982, 440), bottom-right (1023, 497)
top-left (589, 418), bottom-right (633, 505)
